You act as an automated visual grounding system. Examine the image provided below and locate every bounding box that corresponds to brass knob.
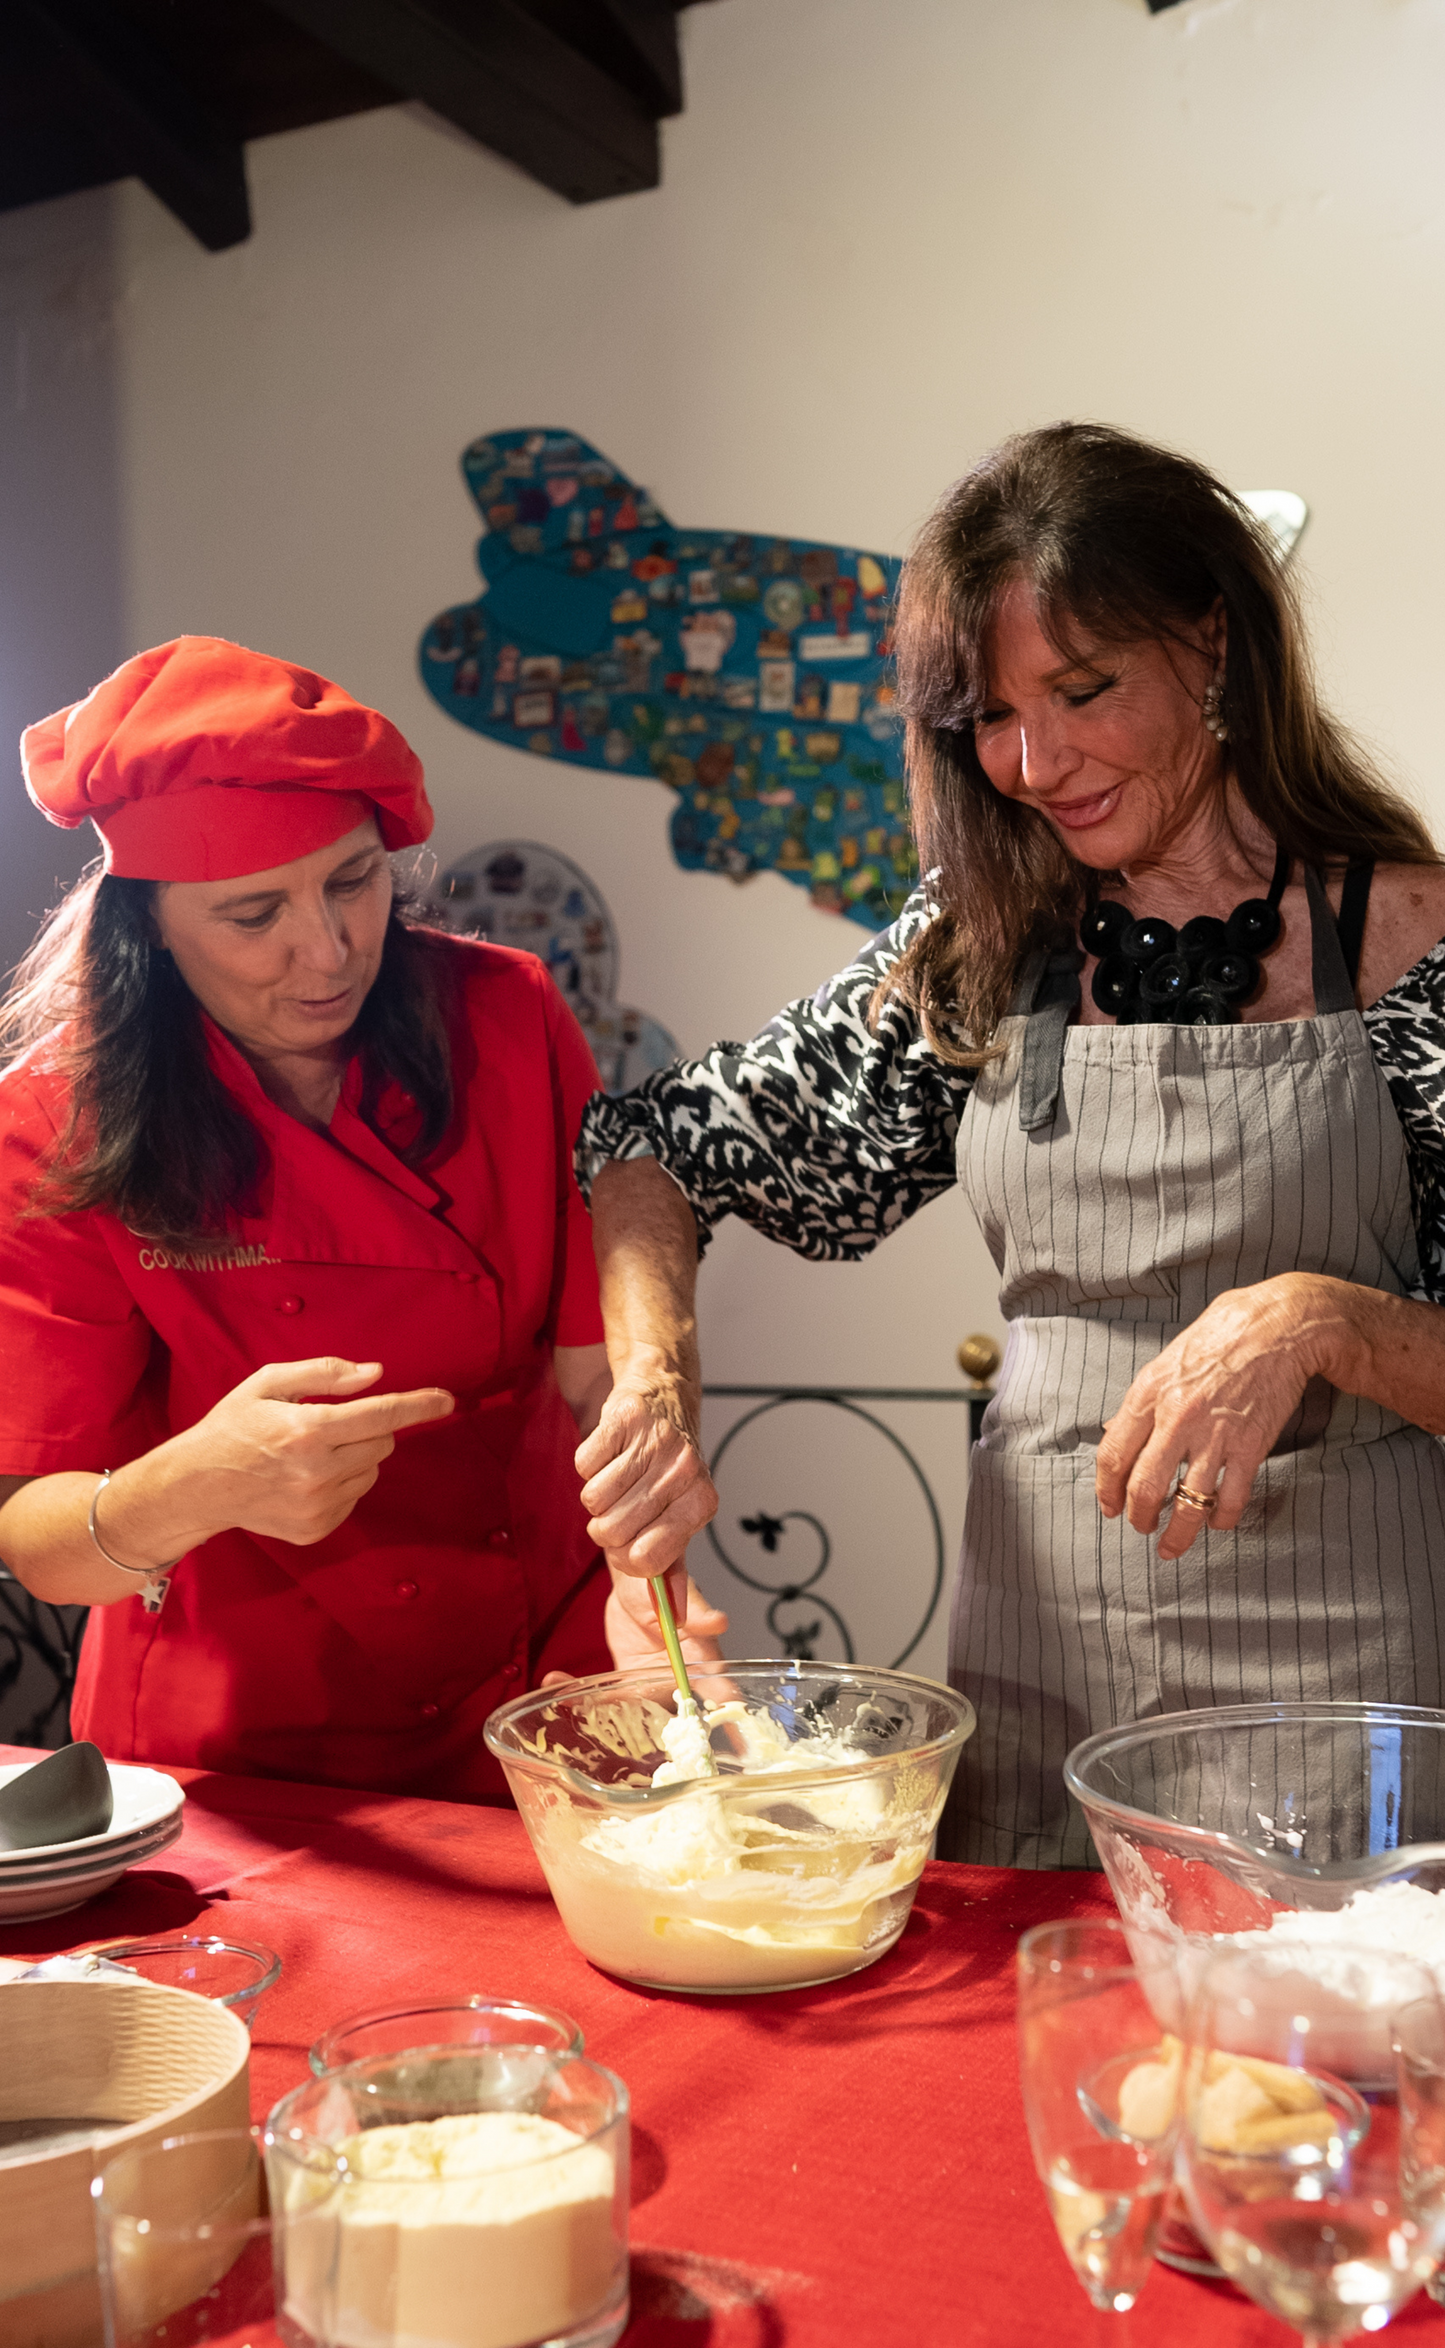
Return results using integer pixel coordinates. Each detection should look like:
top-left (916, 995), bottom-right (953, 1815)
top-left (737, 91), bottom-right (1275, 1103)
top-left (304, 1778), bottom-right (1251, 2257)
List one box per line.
top-left (957, 1333), bottom-right (1001, 1387)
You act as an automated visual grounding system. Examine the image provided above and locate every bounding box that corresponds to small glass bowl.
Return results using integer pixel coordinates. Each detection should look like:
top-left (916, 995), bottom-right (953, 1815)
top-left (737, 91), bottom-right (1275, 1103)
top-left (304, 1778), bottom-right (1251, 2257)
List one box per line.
top-left (94, 2125), bottom-right (344, 2348)
top-left (97, 1936), bottom-right (281, 2031)
top-left (309, 1996), bottom-right (584, 2078)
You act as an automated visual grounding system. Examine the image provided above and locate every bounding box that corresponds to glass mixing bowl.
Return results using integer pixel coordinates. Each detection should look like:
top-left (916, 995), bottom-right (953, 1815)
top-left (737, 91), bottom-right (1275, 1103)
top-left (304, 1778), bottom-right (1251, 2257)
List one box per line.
top-left (1065, 1701), bottom-right (1445, 2072)
top-left (484, 1661), bottom-right (975, 1994)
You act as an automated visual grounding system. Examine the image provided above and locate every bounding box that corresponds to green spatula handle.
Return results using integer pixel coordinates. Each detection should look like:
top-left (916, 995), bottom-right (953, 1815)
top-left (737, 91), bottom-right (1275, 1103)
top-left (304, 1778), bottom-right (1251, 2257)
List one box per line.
top-left (648, 1574), bottom-right (698, 1707)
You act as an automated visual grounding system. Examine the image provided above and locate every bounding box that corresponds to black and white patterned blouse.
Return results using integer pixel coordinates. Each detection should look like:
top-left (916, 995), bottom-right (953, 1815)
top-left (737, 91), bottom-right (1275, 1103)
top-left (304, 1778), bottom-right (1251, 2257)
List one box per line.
top-left (576, 883), bottom-right (1445, 1305)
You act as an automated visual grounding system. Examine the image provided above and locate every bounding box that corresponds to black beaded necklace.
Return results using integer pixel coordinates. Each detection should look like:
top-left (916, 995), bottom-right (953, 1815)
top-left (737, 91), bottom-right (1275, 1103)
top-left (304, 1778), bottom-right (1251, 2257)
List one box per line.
top-left (1080, 843), bottom-right (1290, 1026)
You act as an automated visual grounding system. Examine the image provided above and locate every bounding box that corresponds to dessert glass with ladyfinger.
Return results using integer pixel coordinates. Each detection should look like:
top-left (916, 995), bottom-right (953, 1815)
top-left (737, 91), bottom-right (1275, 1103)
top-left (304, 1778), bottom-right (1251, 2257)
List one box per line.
top-left (1177, 1944), bottom-right (1445, 2345)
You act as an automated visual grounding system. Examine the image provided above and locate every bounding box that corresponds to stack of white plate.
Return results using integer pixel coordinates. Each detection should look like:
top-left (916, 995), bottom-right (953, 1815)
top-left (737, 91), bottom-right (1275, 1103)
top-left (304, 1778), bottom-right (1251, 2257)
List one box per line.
top-left (0, 1761), bottom-right (184, 1923)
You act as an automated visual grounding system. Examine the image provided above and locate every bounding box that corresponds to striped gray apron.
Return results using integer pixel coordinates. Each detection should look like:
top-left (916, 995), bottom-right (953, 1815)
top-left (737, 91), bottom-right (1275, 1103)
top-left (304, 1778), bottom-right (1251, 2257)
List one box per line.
top-left (943, 869), bottom-right (1445, 1867)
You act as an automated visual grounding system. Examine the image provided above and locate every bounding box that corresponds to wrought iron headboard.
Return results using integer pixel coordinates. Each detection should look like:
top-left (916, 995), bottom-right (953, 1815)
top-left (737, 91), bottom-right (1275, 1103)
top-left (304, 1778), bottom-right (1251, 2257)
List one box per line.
top-left (700, 1334), bottom-right (1000, 1668)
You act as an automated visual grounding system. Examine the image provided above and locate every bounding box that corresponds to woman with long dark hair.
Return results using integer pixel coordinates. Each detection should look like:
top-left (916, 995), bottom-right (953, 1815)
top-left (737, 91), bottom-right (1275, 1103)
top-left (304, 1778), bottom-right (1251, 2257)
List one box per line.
top-left (574, 422), bottom-right (1445, 1865)
top-left (0, 635), bottom-right (721, 1797)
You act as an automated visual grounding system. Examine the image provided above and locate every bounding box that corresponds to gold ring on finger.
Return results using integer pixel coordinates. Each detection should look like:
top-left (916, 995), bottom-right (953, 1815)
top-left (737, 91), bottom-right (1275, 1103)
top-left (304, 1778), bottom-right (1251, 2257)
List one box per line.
top-left (1172, 1479), bottom-right (1218, 1514)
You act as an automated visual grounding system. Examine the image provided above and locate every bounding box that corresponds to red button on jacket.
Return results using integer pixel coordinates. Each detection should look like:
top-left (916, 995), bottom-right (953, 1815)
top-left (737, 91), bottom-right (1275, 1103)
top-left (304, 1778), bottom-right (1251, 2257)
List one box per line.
top-left (0, 939), bottom-right (610, 1802)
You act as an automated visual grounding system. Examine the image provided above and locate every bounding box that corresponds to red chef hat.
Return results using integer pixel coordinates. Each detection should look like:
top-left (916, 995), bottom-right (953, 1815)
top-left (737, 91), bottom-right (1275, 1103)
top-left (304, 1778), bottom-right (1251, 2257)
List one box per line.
top-left (19, 636), bottom-right (433, 881)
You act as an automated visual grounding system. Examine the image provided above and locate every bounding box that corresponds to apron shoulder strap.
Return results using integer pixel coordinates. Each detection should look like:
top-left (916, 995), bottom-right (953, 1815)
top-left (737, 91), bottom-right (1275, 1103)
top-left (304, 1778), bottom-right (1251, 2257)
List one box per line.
top-left (1007, 946), bottom-right (1049, 1019)
top-left (1305, 860), bottom-right (1374, 1015)
top-left (1015, 948), bottom-right (1083, 1131)
top-left (1336, 857), bottom-right (1375, 988)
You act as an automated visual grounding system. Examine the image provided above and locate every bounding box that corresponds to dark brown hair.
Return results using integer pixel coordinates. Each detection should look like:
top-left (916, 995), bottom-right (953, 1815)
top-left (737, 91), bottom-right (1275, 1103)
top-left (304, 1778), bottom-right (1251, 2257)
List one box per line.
top-left (886, 421), bottom-right (1438, 1059)
top-left (2, 869), bottom-right (454, 1243)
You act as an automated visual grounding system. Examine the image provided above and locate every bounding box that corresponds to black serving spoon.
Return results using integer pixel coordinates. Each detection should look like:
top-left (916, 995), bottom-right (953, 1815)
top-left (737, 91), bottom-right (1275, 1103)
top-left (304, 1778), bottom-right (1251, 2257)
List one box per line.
top-left (0, 1741), bottom-right (113, 1851)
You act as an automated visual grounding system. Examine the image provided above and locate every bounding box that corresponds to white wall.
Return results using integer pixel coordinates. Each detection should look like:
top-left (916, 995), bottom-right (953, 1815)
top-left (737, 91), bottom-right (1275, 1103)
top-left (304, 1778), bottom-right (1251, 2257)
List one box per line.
top-left (0, 186), bottom-right (126, 973)
top-left (5, 0), bottom-right (1445, 1674)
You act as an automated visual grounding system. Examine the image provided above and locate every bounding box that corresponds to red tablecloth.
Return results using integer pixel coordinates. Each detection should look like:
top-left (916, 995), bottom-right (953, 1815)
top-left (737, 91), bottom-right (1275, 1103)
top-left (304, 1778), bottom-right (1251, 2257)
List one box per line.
top-left (3, 1748), bottom-right (1440, 2348)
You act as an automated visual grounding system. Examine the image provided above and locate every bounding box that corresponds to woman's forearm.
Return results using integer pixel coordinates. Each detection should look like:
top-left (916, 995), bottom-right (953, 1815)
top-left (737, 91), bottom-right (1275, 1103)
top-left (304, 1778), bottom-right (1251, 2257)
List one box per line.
top-left (0, 1436), bottom-right (223, 1607)
top-left (575, 1157), bottom-right (719, 1581)
top-left (588, 1157), bottom-right (703, 1442)
top-left (0, 1356), bottom-right (456, 1607)
top-left (1311, 1277), bottom-right (1445, 1430)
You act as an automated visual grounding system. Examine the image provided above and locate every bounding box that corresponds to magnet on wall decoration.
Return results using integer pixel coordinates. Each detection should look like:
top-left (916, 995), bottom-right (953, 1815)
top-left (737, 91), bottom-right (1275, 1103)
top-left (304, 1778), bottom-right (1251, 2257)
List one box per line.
top-left (421, 838), bottom-right (678, 1095)
top-left (418, 429), bottom-right (914, 931)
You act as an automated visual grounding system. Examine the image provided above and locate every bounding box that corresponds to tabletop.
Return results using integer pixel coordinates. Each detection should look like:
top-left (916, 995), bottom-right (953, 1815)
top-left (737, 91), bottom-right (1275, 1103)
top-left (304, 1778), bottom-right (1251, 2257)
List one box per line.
top-left (2, 1747), bottom-right (1440, 2348)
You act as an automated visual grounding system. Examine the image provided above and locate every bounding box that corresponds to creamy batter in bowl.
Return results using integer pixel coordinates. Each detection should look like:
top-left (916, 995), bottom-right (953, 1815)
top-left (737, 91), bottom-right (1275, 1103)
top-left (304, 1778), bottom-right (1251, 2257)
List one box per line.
top-left (484, 1662), bottom-right (976, 1992)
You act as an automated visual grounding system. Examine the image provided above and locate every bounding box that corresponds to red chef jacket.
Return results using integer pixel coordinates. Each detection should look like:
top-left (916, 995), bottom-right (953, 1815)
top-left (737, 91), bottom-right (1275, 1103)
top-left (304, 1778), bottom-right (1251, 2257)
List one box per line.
top-left (0, 935), bottom-right (609, 1802)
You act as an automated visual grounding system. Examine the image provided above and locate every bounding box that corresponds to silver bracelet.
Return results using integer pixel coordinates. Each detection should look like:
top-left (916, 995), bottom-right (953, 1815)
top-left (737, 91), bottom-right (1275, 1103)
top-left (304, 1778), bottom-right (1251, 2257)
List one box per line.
top-left (88, 1471), bottom-right (181, 1579)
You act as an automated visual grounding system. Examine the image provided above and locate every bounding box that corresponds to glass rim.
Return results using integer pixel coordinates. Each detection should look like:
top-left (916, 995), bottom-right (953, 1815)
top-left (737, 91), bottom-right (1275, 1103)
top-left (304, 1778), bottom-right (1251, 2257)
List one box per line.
top-left (309, 1993), bottom-right (584, 2075)
top-left (95, 2124), bottom-right (342, 2235)
top-left (269, 2048), bottom-right (629, 2173)
top-left (1181, 2069), bottom-right (1373, 2167)
top-left (483, 1656), bottom-right (976, 1789)
top-left (94, 1934), bottom-right (282, 2006)
top-left (1017, 1916), bottom-right (1135, 1969)
top-left (1064, 1697), bottom-right (1445, 1850)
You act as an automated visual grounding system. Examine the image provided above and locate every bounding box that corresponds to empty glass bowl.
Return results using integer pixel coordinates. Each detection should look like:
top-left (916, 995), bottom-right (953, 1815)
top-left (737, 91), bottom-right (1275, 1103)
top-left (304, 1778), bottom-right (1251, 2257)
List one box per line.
top-left (484, 1659), bottom-right (975, 1993)
top-left (310, 1997), bottom-right (584, 2078)
top-left (96, 1936), bottom-right (281, 2031)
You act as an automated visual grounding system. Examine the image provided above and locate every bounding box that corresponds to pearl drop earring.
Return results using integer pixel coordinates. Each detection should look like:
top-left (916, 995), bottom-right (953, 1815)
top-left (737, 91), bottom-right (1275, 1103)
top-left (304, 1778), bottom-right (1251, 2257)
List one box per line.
top-left (1202, 676), bottom-right (1228, 742)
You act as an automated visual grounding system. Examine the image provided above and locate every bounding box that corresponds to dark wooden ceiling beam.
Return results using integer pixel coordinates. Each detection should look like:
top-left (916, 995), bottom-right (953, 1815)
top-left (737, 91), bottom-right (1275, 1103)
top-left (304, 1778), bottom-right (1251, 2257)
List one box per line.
top-left (11, 0), bottom-right (251, 250)
top-left (606, 0), bottom-right (686, 112)
top-left (594, 0), bottom-right (682, 116)
top-left (520, 0), bottom-right (682, 118)
top-left (264, 0), bottom-right (661, 203)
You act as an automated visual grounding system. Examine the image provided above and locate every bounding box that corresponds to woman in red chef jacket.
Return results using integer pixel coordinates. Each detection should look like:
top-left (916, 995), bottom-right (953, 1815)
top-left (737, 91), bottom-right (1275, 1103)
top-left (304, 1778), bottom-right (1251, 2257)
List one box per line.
top-left (0, 637), bottom-right (724, 1800)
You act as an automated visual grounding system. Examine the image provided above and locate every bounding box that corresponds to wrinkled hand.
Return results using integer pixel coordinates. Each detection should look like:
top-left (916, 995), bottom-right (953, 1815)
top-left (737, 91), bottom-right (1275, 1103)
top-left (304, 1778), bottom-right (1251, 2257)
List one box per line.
top-left (574, 1377), bottom-right (719, 1577)
top-left (177, 1358), bottom-right (455, 1546)
top-left (1096, 1276), bottom-right (1344, 1559)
